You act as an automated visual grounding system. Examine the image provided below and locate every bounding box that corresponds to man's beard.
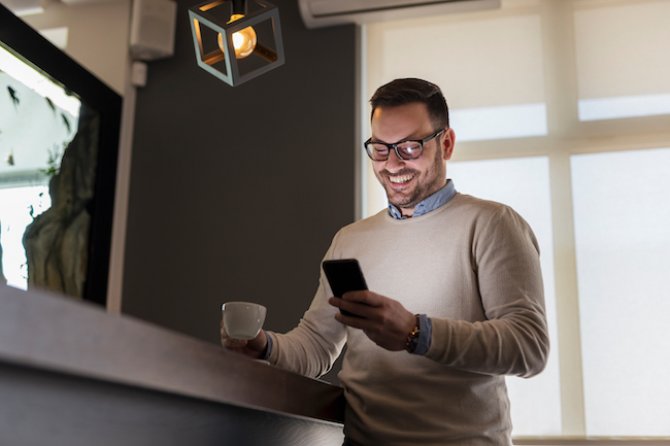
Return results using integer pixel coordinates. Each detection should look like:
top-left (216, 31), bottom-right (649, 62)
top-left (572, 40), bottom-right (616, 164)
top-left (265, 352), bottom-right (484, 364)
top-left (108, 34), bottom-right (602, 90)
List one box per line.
top-left (380, 150), bottom-right (445, 211)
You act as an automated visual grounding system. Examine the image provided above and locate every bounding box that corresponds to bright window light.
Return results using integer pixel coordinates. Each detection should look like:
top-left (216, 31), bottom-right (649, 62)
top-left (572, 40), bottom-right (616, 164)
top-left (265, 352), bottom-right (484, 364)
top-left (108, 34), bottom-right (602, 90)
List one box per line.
top-left (363, 0), bottom-right (670, 437)
top-left (571, 147), bottom-right (670, 435)
top-left (449, 156), bottom-right (560, 436)
top-left (578, 93), bottom-right (670, 121)
top-left (0, 185), bottom-right (51, 290)
top-left (452, 103), bottom-right (547, 141)
top-left (574, 1), bottom-right (670, 121)
top-left (0, 43), bottom-right (80, 116)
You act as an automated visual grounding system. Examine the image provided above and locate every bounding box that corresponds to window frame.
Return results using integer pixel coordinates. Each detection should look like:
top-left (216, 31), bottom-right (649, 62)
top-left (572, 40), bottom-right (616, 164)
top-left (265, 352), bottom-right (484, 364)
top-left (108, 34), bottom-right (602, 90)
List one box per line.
top-left (359, 0), bottom-right (670, 440)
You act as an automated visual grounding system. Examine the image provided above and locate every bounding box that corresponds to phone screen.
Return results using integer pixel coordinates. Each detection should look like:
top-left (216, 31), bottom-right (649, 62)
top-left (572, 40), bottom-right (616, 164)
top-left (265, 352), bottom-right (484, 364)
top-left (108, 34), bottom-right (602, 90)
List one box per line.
top-left (322, 259), bottom-right (368, 316)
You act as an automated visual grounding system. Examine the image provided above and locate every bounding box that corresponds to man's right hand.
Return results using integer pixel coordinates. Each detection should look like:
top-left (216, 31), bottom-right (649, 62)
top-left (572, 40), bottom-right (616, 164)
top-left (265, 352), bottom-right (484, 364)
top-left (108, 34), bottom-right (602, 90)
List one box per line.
top-left (220, 320), bottom-right (269, 359)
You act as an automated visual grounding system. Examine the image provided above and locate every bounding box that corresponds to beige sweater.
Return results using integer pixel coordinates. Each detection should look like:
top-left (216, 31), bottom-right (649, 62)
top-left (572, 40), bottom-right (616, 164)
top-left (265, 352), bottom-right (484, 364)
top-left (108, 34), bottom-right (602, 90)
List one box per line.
top-left (268, 193), bottom-right (549, 445)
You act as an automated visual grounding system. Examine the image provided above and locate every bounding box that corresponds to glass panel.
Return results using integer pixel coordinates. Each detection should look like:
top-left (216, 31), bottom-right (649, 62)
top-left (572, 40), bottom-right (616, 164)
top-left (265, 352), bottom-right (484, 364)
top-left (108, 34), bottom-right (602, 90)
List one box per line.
top-left (0, 185), bottom-right (50, 289)
top-left (578, 93), bottom-right (670, 121)
top-left (574, 0), bottom-right (670, 120)
top-left (452, 103), bottom-right (547, 141)
top-left (0, 38), bottom-right (93, 297)
top-left (449, 156), bottom-right (561, 435)
top-left (571, 147), bottom-right (670, 435)
top-left (366, 7), bottom-right (547, 140)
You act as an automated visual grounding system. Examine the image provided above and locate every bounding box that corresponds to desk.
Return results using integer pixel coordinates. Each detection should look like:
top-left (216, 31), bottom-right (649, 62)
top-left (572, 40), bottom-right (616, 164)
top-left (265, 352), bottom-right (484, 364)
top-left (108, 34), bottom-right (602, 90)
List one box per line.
top-left (0, 284), bottom-right (345, 445)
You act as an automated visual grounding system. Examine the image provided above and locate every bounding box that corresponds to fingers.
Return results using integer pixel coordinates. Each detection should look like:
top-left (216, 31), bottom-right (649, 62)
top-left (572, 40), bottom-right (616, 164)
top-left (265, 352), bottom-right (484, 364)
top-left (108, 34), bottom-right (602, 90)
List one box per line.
top-left (329, 290), bottom-right (381, 319)
top-left (220, 325), bottom-right (268, 360)
top-left (333, 311), bottom-right (368, 329)
top-left (220, 320), bottom-right (251, 349)
top-left (342, 290), bottom-right (382, 307)
top-left (223, 337), bottom-right (249, 349)
top-left (329, 291), bottom-right (416, 351)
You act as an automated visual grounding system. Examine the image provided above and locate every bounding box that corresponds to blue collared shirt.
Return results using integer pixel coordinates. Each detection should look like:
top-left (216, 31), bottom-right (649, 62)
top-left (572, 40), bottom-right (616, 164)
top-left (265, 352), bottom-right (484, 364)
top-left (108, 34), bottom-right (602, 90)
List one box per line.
top-left (388, 179), bottom-right (456, 220)
top-left (387, 179), bottom-right (457, 355)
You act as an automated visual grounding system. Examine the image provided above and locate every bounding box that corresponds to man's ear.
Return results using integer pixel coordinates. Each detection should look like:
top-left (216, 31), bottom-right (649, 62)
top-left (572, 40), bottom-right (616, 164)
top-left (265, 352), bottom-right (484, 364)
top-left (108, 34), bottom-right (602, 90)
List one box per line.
top-left (442, 128), bottom-right (456, 161)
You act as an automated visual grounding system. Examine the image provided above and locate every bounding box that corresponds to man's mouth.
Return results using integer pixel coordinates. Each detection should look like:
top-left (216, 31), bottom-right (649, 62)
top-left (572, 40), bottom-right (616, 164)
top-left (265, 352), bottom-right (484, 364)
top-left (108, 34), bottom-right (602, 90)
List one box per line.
top-left (388, 173), bottom-right (414, 185)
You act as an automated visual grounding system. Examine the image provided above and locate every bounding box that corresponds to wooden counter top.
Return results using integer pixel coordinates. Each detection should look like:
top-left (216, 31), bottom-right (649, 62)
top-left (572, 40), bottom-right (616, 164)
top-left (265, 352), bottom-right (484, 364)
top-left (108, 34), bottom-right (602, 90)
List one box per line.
top-left (0, 284), bottom-right (345, 425)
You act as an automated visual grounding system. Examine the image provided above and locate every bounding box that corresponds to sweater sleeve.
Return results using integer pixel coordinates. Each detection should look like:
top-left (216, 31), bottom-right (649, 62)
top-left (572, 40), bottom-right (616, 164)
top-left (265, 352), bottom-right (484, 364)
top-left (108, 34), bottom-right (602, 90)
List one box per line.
top-left (266, 237), bottom-right (348, 378)
top-left (425, 205), bottom-right (550, 378)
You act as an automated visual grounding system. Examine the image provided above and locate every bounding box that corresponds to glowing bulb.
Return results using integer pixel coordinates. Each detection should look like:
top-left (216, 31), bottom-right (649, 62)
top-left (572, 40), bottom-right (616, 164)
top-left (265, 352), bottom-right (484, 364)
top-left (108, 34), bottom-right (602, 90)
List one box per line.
top-left (217, 14), bottom-right (257, 59)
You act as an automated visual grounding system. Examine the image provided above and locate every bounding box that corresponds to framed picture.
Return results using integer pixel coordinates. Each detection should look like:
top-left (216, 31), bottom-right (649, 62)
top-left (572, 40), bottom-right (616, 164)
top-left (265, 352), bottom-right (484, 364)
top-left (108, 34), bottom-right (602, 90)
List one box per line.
top-left (0, 5), bottom-right (121, 306)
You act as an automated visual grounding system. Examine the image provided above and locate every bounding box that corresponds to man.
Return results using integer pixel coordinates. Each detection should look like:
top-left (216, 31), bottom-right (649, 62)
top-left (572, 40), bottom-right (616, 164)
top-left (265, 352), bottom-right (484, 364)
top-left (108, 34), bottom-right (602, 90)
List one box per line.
top-left (222, 78), bottom-right (549, 445)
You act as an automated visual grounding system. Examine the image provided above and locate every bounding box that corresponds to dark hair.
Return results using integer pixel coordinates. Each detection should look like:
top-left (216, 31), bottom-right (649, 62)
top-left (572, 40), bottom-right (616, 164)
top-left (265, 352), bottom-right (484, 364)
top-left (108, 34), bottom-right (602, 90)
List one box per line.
top-left (369, 78), bottom-right (449, 129)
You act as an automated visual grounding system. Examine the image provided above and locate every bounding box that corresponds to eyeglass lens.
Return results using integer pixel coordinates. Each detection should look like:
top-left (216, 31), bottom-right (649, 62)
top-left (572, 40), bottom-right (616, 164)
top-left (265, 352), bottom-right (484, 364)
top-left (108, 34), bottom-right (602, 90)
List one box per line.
top-left (367, 141), bottom-right (422, 161)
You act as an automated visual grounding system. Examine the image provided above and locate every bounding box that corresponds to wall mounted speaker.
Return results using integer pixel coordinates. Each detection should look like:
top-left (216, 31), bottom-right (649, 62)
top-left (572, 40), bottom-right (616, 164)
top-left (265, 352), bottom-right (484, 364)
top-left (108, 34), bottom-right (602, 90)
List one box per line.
top-left (130, 0), bottom-right (177, 61)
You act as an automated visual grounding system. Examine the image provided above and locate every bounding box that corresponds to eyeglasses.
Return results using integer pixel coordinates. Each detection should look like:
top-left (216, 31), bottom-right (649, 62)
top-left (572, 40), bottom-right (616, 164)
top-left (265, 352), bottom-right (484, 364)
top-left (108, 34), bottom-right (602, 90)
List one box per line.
top-left (364, 129), bottom-right (445, 161)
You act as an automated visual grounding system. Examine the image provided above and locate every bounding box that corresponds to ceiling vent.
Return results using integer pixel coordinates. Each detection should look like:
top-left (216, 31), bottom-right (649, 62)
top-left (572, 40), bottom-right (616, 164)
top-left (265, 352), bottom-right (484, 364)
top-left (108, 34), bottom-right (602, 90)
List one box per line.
top-left (298, 0), bottom-right (501, 29)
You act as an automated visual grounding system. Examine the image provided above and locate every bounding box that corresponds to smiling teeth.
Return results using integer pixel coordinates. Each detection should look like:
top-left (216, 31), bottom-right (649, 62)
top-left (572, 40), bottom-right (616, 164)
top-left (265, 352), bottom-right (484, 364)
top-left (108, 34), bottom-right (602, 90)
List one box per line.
top-left (389, 175), bottom-right (413, 184)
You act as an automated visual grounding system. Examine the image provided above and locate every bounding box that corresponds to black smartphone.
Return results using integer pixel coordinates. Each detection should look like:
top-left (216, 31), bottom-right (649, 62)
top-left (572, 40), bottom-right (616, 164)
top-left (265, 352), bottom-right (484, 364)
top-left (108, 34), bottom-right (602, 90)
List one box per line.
top-left (322, 259), bottom-right (368, 317)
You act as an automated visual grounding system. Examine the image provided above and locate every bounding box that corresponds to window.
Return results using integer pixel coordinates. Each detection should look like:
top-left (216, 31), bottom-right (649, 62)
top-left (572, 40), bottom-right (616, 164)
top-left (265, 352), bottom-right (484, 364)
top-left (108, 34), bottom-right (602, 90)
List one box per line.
top-left (0, 37), bottom-right (80, 290)
top-left (572, 148), bottom-right (670, 436)
top-left (449, 157), bottom-right (561, 435)
top-left (573, 1), bottom-right (670, 121)
top-left (362, 0), bottom-right (670, 439)
top-left (366, 9), bottom-right (547, 141)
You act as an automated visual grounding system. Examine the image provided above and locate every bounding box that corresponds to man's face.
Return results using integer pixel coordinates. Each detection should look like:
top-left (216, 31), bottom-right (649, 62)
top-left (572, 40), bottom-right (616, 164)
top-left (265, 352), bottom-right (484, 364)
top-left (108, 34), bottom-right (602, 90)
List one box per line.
top-left (370, 102), bottom-right (454, 217)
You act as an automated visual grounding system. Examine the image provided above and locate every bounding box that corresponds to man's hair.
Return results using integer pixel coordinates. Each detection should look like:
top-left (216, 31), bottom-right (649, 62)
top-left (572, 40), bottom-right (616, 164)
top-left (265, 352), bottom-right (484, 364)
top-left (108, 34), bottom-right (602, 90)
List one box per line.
top-left (369, 78), bottom-right (449, 129)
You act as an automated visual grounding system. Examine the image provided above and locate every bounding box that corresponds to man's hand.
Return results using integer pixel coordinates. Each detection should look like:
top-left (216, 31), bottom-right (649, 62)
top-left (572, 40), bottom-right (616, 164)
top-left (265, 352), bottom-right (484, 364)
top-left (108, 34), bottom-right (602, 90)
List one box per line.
top-left (220, 320), bottom-right (268, 359)
top-left (328, 290), bottom-right (416, 351)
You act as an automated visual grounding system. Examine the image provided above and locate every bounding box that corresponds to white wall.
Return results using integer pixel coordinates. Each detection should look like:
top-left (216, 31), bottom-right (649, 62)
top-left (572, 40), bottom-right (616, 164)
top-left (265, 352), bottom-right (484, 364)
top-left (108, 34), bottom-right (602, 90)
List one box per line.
top-left (20, 0), bottom-right (132, 95)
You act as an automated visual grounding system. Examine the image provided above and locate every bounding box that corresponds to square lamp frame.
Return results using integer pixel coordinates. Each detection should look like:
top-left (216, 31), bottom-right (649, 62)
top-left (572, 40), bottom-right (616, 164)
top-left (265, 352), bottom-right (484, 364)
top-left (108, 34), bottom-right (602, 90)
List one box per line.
top-left (189, 0), bottom-right (284, 86)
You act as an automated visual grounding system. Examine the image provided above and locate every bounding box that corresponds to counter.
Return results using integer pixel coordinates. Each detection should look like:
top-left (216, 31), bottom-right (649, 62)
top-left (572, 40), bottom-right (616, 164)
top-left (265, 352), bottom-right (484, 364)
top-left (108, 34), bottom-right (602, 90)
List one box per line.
top-left (0, 284), bottom-right (345, 445)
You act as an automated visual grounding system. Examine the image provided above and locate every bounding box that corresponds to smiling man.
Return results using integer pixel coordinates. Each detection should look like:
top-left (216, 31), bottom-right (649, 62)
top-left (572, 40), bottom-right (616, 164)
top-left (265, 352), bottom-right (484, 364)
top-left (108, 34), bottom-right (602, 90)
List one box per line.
top-left (367, 94), bottom-right (454, 218)
top-left (221, 78), bottom-right (550, 446)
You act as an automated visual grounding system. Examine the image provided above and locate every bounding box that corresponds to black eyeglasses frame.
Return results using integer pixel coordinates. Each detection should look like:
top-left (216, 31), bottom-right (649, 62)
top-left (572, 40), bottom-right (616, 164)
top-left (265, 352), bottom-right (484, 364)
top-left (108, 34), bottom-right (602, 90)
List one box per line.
top-left (363, 128), bottom-right (446, 161)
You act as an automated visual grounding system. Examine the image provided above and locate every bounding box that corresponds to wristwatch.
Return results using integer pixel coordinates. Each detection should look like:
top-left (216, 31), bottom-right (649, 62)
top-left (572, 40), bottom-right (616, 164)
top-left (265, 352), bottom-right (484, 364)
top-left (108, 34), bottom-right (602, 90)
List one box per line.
top-left (405, 314), bottom-right (420, 353)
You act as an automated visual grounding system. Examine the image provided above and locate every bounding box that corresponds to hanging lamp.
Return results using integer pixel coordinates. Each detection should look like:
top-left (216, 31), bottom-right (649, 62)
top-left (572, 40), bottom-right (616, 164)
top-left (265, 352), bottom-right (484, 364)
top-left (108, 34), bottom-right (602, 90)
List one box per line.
top-left (189, 0), bottom-right (284, 86)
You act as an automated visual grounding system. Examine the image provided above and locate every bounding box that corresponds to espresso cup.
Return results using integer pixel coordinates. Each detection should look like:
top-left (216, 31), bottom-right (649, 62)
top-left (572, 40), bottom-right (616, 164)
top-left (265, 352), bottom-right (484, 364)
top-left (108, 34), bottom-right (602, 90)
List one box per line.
top-left (221, 301), bottom-right (267, 340)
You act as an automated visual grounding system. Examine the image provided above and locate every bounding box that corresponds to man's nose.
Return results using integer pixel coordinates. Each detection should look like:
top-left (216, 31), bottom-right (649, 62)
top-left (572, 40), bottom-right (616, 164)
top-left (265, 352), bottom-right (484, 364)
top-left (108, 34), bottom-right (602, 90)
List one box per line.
top-left (384, 148), bottom-right (405, 170)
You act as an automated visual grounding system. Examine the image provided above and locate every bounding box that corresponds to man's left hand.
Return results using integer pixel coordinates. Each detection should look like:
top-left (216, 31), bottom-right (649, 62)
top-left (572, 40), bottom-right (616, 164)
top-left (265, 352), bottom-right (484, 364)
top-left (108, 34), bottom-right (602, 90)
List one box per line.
top-left (328, 290), bottom-right (416, 351)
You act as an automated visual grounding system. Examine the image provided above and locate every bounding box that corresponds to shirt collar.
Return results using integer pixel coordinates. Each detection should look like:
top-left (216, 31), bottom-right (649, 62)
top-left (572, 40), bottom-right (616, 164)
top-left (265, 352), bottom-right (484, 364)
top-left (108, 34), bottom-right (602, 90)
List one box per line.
top-left (388, 179), bottom-right (456, 220)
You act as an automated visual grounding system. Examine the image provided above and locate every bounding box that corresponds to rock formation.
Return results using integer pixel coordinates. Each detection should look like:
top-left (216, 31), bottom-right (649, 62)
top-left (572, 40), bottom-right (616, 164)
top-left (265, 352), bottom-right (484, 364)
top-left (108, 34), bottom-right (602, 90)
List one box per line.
top-left (22, 106), bottom-right (99, 298)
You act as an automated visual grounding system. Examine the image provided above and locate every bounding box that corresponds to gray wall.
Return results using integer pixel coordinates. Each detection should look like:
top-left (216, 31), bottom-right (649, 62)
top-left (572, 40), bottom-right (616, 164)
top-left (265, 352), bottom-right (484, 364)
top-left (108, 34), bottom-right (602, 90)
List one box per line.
top-left (121, 1), bottom-right (358, 359)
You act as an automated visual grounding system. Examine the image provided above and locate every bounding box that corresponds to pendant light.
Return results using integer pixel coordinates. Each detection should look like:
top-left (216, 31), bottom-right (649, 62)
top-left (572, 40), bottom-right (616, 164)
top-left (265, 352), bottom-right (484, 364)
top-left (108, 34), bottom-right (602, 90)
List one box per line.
top-left (189, 0), bottom-right (284, 86)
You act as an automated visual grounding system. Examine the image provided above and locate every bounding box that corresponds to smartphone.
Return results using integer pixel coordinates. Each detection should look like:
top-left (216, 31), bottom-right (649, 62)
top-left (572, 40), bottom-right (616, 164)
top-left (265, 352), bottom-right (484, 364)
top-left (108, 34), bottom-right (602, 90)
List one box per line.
top-left (322, 259), bottom-right (368, 317)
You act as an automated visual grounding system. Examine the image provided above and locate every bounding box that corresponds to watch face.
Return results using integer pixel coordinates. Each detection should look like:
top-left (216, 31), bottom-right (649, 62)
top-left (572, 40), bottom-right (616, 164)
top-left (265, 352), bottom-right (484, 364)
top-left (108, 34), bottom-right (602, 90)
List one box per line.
top-left (405, 316), bottom-right (421, 352)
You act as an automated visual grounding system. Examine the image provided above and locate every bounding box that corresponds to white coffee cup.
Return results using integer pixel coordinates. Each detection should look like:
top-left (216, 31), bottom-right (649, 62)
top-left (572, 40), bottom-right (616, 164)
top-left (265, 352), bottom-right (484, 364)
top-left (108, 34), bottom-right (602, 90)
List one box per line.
top-left (221, 301), bottom-right (267, 340)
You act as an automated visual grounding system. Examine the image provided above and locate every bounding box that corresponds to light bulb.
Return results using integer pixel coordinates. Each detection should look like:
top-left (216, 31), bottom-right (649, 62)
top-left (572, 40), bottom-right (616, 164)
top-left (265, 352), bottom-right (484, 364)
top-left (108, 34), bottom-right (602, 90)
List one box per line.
top-left (217, 14), bottom-right (257, 59)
